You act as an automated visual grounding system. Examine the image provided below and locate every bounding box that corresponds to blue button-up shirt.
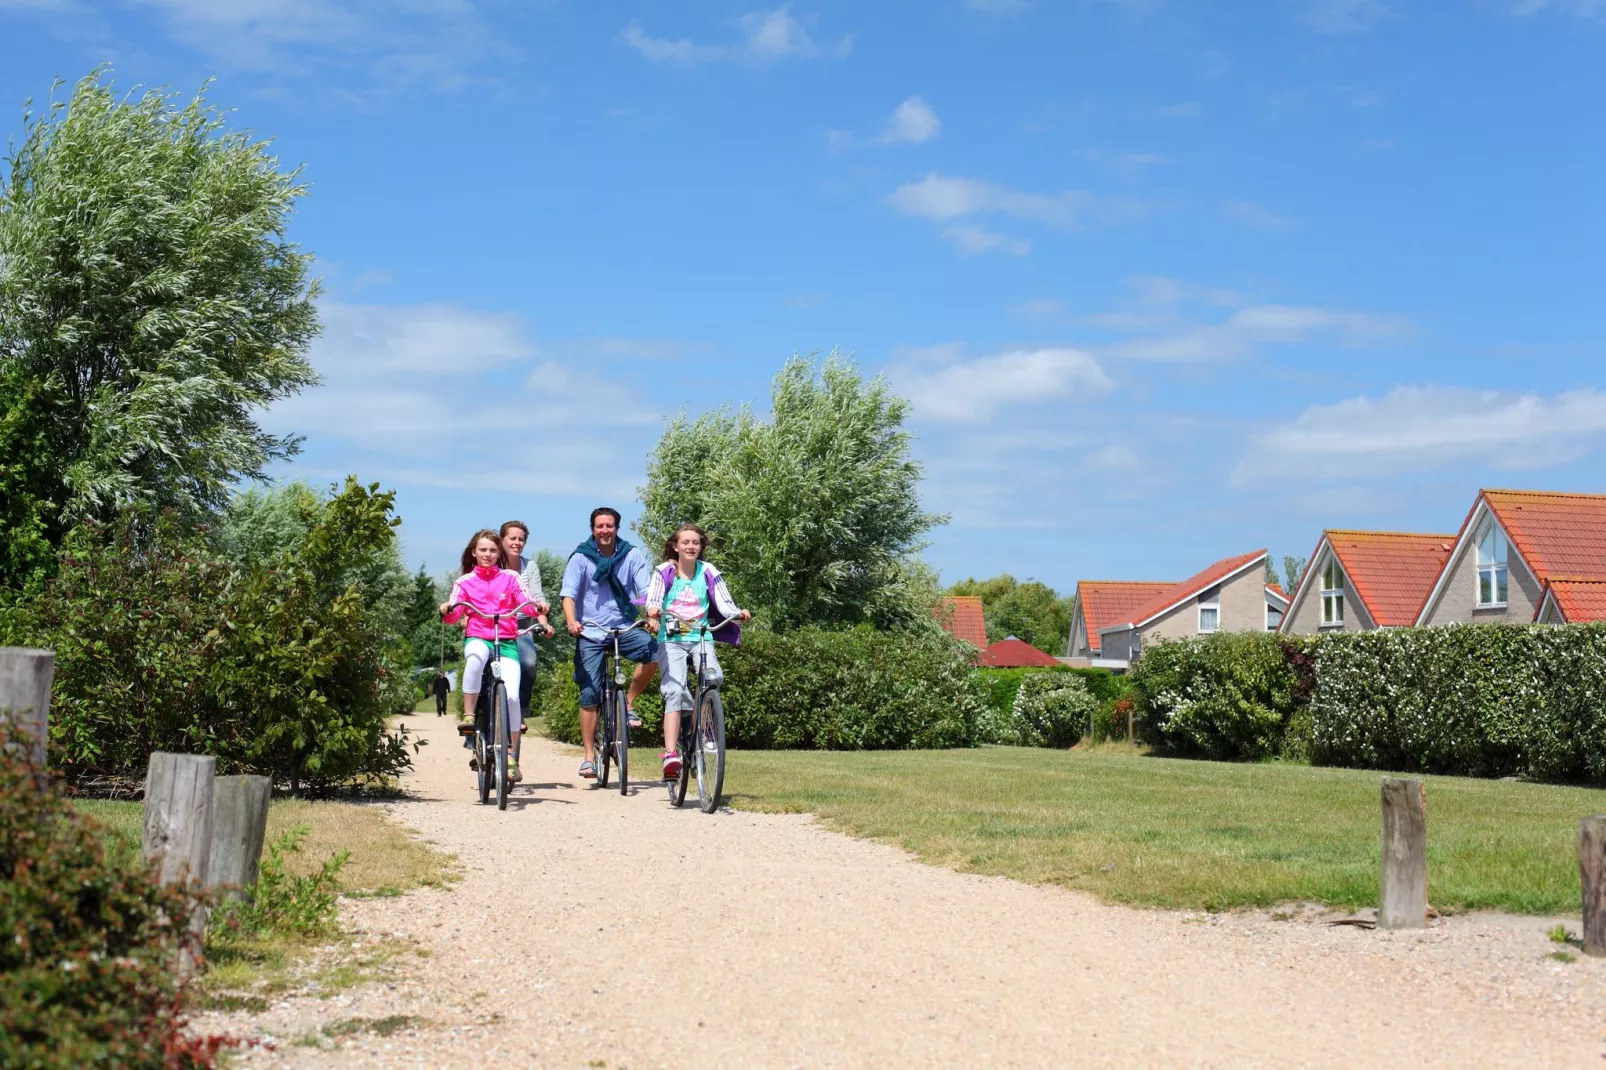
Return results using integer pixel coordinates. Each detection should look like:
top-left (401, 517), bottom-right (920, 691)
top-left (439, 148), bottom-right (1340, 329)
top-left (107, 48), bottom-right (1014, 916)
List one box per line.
top-left (561, 545), bottom-right (651, 641)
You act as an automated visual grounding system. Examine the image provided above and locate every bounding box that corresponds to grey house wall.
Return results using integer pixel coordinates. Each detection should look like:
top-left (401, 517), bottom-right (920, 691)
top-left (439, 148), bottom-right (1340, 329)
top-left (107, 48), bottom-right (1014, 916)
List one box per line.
top-left (1418, 538), bottom-right (1541, 626)
top-left (1139, 561), bottom-right (1267, 642)
top-left (1282, 547), bottom-right (1379, 634)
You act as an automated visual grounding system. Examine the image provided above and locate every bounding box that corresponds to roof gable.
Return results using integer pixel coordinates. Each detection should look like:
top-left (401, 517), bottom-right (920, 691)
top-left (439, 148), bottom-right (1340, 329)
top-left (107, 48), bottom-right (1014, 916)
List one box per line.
top-left (935, 596), bottom-right (988, 648)
top-left (1075, 581), bottom-right (1176, 653)
top-left (978, 637), bottom-right (1063, 667)
top-left (1541, 578), bottom-right (1606, 623)
top-left (1104, 550), bottom-right (1267, 633)
top-left (1483, 490), bottom-right (1606, 582)
top-left (1325, 530), bottom-right (1455, 627)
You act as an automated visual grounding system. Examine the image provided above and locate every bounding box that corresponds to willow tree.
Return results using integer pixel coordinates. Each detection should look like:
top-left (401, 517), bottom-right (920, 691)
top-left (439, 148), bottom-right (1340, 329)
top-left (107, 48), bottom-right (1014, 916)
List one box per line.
top-left (0, 71), bottom-right (318, 589)
top-left (639, 353), bottom-right (946, 630)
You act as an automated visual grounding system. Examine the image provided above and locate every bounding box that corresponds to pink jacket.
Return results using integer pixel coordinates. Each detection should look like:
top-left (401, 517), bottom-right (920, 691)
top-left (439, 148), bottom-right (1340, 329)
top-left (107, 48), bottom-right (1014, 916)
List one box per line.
top-left (445, 566), bottom-right (546, 641)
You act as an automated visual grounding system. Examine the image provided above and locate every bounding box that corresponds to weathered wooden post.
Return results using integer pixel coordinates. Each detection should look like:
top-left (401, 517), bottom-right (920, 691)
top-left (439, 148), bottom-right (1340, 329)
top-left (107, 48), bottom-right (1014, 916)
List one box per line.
top-left (208, 775), bottom-right (271, 900)
top-left (142, 752), bottom-right (217, 886)
top-left (1581, 815), bottom-right (1606, 957)
top-left (0, 646), bottom-right (54, 771)
top-left (1379, 777), bottom-right (1428, 929)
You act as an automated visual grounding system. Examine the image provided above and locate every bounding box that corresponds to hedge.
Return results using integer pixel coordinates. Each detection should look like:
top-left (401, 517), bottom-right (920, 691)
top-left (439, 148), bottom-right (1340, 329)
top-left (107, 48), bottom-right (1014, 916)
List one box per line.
top-left (1129, 624), bottom-right (1606, 784)
top-left (539, 623), bottom-right (986, 750)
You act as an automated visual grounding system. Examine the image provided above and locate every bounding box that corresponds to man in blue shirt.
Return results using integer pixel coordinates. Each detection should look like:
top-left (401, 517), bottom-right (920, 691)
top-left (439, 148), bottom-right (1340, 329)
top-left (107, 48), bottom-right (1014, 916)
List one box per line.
top-left (561, 507), bottom-right (658, 779)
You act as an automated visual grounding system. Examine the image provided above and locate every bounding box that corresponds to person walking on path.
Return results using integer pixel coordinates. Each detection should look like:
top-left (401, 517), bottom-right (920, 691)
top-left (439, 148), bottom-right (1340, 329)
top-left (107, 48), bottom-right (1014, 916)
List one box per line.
top-left (431, 670), bottom-right (450, 716)
top-left (500, 520), bottom-right (552, 725)
top-left (561, 507), bottom-right (658, 780)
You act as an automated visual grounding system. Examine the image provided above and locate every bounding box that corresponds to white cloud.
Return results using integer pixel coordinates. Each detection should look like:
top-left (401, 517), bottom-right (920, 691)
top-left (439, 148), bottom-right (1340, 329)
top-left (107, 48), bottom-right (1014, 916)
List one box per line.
top-left (622, 6), bottom-right (850, 64)
top-left (878, 96), bottom-right (940, 144)
top-left (1235, 386), bottom-right (1606, 481)
top-left (895, 346), bottom-right (1113, 423)
top-left (1010, 298), bottom-right (1066, 319)
top-left (1106, 304), bottom-right (1409, 362)
top-left (942, 224), bottom-right (1030, 256)
top-left (1220, 200), bottom-right (1298, 232)
top-left (1302, 0), bottom-right (1395, 34)
top-left (1090, 444), bottom-right (1141, 473)
top-left (887, 173), bottom-right (1134, 233)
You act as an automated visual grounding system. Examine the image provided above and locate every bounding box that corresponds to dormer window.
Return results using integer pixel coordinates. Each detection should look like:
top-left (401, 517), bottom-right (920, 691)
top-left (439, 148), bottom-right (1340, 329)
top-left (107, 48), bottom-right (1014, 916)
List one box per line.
top-left (1476, 522), bottom-right (1508, 607)
top-left (1321, 560), bottom-right (1345, 626)
top-left (1198, 585), bottom-right (1221, 633)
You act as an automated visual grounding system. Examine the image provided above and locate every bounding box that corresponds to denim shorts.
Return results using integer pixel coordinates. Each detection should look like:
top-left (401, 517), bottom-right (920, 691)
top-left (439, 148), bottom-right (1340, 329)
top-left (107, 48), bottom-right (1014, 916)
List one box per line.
top-left (573, 629), bottom-right (659, 708)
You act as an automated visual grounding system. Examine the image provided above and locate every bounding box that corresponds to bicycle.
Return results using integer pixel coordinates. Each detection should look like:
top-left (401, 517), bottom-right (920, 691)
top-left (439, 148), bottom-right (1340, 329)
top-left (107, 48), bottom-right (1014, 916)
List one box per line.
top-left (581, 618), bottom-right (650, 796)
top-left (663, 612), bottom-right (731, 814)
top-left (445, 601), bottom-right (544, 811)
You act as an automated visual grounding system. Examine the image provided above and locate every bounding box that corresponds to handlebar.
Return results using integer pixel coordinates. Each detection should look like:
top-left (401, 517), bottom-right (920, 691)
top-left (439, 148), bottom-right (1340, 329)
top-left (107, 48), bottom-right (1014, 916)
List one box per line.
top-left (579, 618), bottom-right (652, 637)
top-left (443, 600), bottom-right (554, 637)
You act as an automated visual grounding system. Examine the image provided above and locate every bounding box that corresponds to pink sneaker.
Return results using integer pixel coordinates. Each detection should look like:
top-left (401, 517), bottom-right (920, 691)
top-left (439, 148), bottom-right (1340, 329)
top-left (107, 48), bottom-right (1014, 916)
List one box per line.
top-left (661, 751), bottom-right (682, 780)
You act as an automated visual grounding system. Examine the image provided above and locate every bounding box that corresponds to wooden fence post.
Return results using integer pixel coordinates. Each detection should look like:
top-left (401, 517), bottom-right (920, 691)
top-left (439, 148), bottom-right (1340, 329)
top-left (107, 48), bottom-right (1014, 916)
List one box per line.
top-left (1379, 777), bottom-right (1428, 930)
top-left (143, 753), bottom-right (216, 887)
top-left (1581, 815), bottom-right (1606, 957)
top-left (208, 775), bottom-right (271, 900)
top-left (0, 647), bottom-right (54, 772)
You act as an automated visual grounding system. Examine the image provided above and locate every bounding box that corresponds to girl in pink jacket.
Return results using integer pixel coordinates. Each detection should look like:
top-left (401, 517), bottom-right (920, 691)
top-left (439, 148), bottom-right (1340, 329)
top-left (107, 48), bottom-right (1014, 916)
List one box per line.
top-left (440, 528), bottom-right (551, 782)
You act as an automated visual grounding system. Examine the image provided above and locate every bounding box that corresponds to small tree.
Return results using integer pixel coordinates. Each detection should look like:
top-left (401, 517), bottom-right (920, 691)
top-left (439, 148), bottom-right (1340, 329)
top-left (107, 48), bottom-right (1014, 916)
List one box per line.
top-left (948, 573), bottom-right (1075, 654)
top-left (1281, 554), bottom-right (1307, 594)
top-left (639, 353), bottom-right (946, 630)
top-left (0, 71), bottom-right (318, 589)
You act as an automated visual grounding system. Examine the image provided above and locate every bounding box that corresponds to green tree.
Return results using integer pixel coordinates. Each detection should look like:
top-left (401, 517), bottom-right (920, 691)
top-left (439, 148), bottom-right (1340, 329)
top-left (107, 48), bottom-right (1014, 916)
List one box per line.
top-left (639, 353), bottom-right (946, 630)
top-left (947, 573), bottom-right (1075, 654)
top-left (0, 71), bottom-right (318, 589)
top-left (1282, 554), bottom-right (1307, 593)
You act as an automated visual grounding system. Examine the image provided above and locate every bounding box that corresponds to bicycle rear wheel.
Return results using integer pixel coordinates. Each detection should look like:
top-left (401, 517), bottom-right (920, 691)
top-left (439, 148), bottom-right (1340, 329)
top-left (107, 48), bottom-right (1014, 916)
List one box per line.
top-left (596, 684), bottom-right (613, 789)
top-left (613, 690), bottom-right (630, 795)
top-left (694, 690), bottom-right (726, 814)
top-left (492, 680), bottom-right (510, 811)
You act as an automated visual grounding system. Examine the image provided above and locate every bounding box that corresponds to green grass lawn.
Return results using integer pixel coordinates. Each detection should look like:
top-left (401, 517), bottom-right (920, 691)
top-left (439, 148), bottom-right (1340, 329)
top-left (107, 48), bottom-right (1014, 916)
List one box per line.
top-left (723, 743), bottom-right (1606, 915)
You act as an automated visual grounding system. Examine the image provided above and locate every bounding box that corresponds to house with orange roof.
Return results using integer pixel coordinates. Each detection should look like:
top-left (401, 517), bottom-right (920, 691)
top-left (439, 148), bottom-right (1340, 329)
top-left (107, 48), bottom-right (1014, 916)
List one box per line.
top-left (934, 595), bottom-right (988, 650)
top-left (1416, 489), bottom-right (1606, 626)
top-left (979, 637), bottom-right (1063, 668)
top-left (1063, 580), bottom-right (1175, 665)
top-left (1092, 550), bottom-right (1286, 669)
top-left (1279, 530), bottom-right (1455, 634)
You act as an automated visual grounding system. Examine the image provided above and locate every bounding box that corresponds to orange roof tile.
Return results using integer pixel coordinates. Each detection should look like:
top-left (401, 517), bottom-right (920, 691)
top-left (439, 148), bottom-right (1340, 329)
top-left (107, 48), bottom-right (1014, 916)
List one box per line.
top-left (1482, 490), bottom-right (1606, 582)
top-left (1325, 530), bottom-right (1455, 627)
top-left (978, 637), bottom-right (1063, 668)
top-left (1109, 550), bottom-right (1268, 632)
top-left (935, 595), bottom-right (988, 648)
top-left (1075, 581), bottom-right (1175, 653)
top-left (1266, 583), bottom-right (1289, 602)
top-left (1542, 578), bottom-right (1606, 623)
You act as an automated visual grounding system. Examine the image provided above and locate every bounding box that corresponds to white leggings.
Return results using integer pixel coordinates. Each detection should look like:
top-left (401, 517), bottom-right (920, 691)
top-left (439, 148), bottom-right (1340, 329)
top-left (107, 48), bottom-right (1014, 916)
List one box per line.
top-left (463, 638), bottom-right (522, 738)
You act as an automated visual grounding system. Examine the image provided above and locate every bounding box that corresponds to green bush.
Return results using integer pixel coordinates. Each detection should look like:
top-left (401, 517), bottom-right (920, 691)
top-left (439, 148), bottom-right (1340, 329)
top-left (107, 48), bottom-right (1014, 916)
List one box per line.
top-left (0, 728), bottom-right (219, 1069)
top-left (1310, 624), bottom-right (1606, 782)
top-left (544, 624), bottom-right (985, 750)
top-left (1130, 632), bottom-right (1318, 761)
top-left (977, 665), bottom-right (1126, 719)
top-left (209, 826), bottom-right (346, 949)
top-left (1006, 672), bottom-right (1096, 748)
top-left (14, 478), bottom-right (418, 792)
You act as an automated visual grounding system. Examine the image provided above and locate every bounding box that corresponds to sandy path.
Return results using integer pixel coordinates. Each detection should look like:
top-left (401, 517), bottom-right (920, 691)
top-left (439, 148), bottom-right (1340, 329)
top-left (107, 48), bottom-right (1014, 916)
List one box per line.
top-left (208, 712), bottom-right (1606, 1068)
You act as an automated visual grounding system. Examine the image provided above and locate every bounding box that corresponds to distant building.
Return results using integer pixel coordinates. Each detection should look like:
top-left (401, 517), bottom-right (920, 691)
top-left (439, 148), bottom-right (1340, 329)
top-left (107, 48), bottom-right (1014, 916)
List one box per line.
top-left (1094, 550), bottom-right (1280, 671)
top-left (978, 637), bottom-right (1062, 668)
top-left (1063, 581), bottom-right (1175, 666)
top-left (1280, 531), bottom-right (1455, 634)
top-left (934, 595), bottom-right (988, 650)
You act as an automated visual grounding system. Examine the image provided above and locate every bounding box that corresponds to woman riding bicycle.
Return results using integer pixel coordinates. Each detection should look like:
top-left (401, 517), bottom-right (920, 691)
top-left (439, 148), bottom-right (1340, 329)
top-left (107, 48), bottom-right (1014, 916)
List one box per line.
top-left (644, 523), bottom-right (750, 780)
top-left (441, 529), bottom-right (553, 784)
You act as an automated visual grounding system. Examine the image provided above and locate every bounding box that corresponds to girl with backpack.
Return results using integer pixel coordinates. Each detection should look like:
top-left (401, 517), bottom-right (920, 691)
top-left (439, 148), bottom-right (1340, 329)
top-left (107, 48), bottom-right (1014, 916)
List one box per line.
top-left (644, 523), bottom-right (750, 780)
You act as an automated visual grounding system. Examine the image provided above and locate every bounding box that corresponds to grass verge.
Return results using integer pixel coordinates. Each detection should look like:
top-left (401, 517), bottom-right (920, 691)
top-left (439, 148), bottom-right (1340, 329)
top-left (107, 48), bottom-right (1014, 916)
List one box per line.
top-left (723, 743), bottom-right (1604, 914)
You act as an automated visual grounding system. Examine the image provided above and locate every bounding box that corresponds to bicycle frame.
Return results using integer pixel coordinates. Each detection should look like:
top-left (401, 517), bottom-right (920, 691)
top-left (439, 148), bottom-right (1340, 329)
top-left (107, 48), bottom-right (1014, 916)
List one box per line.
top-left (446, 600), bottom-right (543, 808)
top-left (581, 618), bottom-right (649, 793)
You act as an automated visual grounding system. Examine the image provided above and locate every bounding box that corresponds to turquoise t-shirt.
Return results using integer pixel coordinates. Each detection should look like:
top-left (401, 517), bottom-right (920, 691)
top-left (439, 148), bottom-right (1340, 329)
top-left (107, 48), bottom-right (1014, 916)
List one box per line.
top-left (659, 562), bottom-right (710, 643)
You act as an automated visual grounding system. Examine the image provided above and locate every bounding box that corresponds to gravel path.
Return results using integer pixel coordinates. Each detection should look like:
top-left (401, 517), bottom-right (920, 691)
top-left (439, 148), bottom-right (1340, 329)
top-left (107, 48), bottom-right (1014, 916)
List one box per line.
top-left (204, 712), bottom-right (1606, 1068)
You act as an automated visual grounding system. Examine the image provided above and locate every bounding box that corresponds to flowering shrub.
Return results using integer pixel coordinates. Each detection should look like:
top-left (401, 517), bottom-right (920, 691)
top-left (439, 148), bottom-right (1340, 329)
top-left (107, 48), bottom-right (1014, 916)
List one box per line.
top-left (1006, 672), bottom-right (1096, 748)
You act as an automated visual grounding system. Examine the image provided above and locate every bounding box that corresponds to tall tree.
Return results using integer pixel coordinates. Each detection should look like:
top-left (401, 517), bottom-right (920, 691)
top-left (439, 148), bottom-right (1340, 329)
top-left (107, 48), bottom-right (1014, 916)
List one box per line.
top-left (947, 573), bottom-right (1075, 654)
top-left (0, 71), bottom-right (318, 588)
top-left (1282, 554), bottom-right (1308, 594)
top-left (639, 352), bottom-right (946, 630)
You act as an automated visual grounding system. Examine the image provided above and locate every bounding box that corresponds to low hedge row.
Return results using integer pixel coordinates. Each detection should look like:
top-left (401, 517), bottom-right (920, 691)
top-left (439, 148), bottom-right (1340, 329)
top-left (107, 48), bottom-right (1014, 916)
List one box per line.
top-left (1130, 624), bottom-right (1606, 783)
top-left (538, 623), bottom-right (987, 750)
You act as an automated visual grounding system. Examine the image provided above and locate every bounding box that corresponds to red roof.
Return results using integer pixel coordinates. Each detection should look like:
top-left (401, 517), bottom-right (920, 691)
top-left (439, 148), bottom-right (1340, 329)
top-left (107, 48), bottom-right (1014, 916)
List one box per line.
top-left (1325, 530), bottom-right (1456, 627)
top-left (1109, 550), bottom-right (1268, 632)
top-left (1266, 583), bottom-right (1289, 602)
top-left (979, 637), bottom-right (1063, 668)
top-left (935, 596), bottom-right (988, 648)
top-left (1075, 581), bottom-right (1175, 653)
top-left (1542, 578), bottom-right (1606, 623)
top-left (1481, 490), bottom-right (1606, 582)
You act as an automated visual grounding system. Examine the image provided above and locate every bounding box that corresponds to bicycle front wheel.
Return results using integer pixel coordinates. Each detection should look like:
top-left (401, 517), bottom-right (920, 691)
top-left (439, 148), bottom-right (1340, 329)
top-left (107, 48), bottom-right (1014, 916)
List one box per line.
top-left (475, 692), bottom-right (492, 805)
top-left (492, 680), bottom-right (510, 811)
top-left (597, 687), bottom-right (613, 789)
top-left (613, 690), bottom-right (630, 795)
top-left (668, 716), bottom-right (691, 808)
top-left (694, 690), bottom-right (726, 814)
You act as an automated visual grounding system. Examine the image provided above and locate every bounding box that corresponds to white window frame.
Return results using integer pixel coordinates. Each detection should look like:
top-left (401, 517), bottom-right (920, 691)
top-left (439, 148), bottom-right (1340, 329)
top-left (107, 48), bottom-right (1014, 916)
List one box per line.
top-left (1197, 585), bottom-right (1221, 633)
top-left (1266, 602), bottom-right (1283, 631)
top-left (1321, 559), bottom-right (1346, 627)
top-left (1475, 521), bottom-right (1509, 609)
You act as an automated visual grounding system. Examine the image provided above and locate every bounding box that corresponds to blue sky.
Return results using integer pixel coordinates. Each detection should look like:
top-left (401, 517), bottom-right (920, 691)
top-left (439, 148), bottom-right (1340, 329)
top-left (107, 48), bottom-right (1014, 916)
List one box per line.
top-left (4, 1), bottom-right (1605, 593)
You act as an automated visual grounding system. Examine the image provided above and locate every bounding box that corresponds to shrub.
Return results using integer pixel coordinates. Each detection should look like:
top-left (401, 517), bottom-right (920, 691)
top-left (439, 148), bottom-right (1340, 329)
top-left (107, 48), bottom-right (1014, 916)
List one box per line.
top-left (1310, 623), bottom-right (1606, 782)
top-left (1130, 632), bottom-right (1318, 761)
top-left (209, 826), bottom-right (345, 949)
top-left (544, 623), bottom-right (985, 750)
top-left (0, 728), bottom-right (218, 1069)
top-left (1007, 672), bottom-right (1096, 748)
top-left (977, 665), bottom-right (1126, 719)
